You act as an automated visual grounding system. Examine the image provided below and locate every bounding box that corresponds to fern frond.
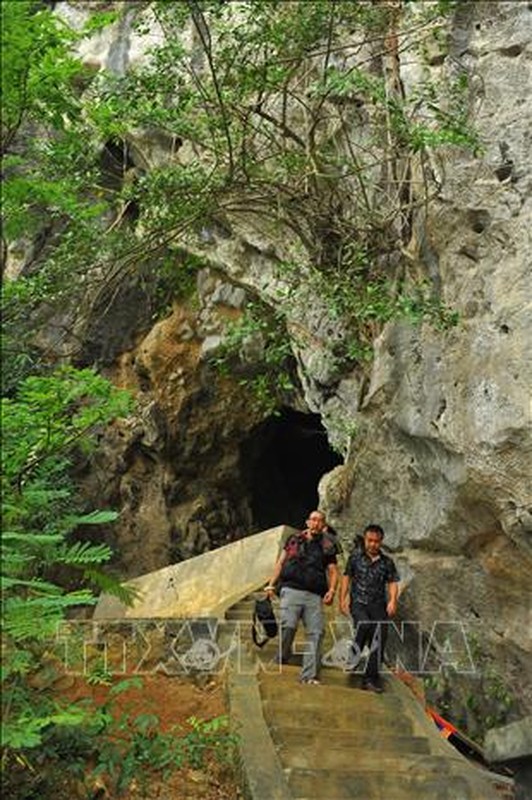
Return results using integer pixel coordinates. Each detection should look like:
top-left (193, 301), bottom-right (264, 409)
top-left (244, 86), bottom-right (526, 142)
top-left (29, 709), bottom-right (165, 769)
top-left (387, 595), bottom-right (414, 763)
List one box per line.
top-left (71, 510), bottom-right (119, 525)
top-left (2, 706), bottom-right (88, 750)
top-left (56, 540), bottom-right (112, 565)
top-left (4, 592), bottom-right (96, 640)
top-left (83, 566), bottom-right (141, 607)
top-left (2, 531), bottom-right (64, 545)
top-left (1, 576), bottom-right (61, 592)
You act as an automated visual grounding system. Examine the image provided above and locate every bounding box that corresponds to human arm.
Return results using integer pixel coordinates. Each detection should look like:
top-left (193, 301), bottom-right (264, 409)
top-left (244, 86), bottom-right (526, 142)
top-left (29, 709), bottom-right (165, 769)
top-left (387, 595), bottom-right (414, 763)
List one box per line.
top-left (264, 551), bottom-right (287, 597)
top-left (386, 581), bottom-right (399, 617)
top-left (323, 562), bottom-right (338, 605)
top-left (339, 574), bottom-right (351, 616)
top-left (385, 557), bottom-right (400, 617)
top-left (339, 552), bottom-right (355, 616)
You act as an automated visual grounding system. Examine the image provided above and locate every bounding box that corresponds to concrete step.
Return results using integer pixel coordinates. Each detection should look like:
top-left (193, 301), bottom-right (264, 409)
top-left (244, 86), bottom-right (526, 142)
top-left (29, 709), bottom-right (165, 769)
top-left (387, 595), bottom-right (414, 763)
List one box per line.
top-left (314, 666), bottom-right (394, 688)
top-left (283, 750), bottom-right (467, 774)
top-left (260, 692), bottom-right (404, 722)
top-left (287, 766), bottom-right (501, 800)
top-left (270, 726), bottom-right (432, 755)
top-left (262, 700), bottom-right (410, 732)
top-left (259, 673), bottom-right (404, 708)
top-left (255, 653), bottom-right (381, 677)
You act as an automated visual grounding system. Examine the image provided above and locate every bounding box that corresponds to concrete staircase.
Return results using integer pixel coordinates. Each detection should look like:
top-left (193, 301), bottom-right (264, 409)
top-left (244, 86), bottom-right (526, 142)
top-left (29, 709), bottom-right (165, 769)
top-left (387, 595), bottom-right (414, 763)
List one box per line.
top-left (91, 528), bottom-right (515, 800)
top-left (226, 591), bottom-right (514, 800)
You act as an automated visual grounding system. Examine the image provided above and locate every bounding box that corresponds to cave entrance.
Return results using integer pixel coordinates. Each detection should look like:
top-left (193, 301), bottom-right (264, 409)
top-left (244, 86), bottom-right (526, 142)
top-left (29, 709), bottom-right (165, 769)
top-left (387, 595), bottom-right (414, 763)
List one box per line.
top-left (240, 407), bottom-right (342, 531)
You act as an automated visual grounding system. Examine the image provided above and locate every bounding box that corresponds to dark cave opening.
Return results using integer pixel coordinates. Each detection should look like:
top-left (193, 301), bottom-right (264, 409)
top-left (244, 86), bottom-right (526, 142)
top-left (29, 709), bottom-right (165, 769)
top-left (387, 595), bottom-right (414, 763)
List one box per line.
top-left (240, 407), bottom-right (342, 531)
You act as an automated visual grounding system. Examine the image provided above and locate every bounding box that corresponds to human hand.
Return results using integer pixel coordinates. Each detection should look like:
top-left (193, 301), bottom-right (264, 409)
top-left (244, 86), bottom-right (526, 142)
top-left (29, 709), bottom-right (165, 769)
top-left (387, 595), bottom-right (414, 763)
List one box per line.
top-left (340, 599), bottom-right (350, 617)
top-left (386, 600), bottom-right (397, 618)
top-left (323, 589), bottom-right (335, 606)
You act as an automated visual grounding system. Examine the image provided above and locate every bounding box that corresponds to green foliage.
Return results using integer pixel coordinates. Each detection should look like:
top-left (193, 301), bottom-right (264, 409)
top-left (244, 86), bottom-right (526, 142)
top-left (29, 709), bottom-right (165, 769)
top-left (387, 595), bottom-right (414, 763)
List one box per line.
top-left (213, 301), bottom-right (296, 415)
top-left (152, 250), bottom-right (203, 317)
top-left (423, 632), bottom-right (517, 743)
top-left (2, 368), bottom-right (131, 495)
top-left (183, 715), bottom-right (238, 770)
top-left (406, 74), bottom-right (480, 154)
top-left (44, 679), bottom-right (239, 797)
top-left (2, 0), bottom-right (471, 396)
top-left (1, 1), bottom-right (107, 240)
top-left (131, 162), bottom-right (226, 231)
top-left (1, 367), bottom-right (134, 765)
top-left (1, 1), bottom-right (82, 147)
top-left (85, 663), bottom-right (114, 687)
top-left (292, 248), bottom-right (459, 369)
top-left (463, 633), bottom-right (516, 734)
top-left (97, 0), bottom-right (477, 236)
top-left (108, 0), bottom-right (466, 368)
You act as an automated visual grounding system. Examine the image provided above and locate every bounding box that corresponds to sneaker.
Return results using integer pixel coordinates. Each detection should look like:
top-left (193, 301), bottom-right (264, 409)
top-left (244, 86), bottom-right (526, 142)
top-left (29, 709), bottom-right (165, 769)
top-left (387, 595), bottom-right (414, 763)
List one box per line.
top-left (300, 678), bottom-right (321, 685)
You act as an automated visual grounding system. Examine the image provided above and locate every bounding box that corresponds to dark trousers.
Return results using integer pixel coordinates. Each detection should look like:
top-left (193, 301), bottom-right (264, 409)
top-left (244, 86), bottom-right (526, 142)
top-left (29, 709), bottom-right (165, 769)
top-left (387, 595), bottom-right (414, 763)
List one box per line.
top-left (351, 601), bottom-right (388, 681)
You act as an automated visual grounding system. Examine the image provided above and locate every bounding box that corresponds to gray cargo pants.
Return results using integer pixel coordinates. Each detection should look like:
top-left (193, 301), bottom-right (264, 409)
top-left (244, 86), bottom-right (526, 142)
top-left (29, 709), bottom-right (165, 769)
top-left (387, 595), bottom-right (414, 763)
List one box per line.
top-left (277, 586), bottom-right (324, 682)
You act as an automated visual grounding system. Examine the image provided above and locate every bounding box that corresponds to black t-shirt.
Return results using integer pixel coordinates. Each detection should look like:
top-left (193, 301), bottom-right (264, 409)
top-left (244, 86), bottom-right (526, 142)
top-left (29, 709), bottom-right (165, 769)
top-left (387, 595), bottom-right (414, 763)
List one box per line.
top-left (344, 550), bottom-right (399, 606)
top-left (323, 525), bottom-right (343, 556)
top-left (279, 532), bottom-right (338, 597)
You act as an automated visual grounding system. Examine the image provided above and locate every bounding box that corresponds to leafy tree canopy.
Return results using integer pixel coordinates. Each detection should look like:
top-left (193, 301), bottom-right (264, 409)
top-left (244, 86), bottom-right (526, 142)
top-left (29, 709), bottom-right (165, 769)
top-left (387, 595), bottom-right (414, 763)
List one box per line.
top-left (2, 1), bottom-right (469, 395)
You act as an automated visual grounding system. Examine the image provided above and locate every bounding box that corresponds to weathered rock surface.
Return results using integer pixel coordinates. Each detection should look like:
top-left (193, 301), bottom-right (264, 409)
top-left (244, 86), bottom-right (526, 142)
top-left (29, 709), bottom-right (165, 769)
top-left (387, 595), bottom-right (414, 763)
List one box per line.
top-left (321, 0), bottom-right (532, 726)
top-left (18, 0), bottom-right (532, 732)
top-left (80, 299), bottom-right (265, 575)
top-left (485, 715), bottom-right (532, 763)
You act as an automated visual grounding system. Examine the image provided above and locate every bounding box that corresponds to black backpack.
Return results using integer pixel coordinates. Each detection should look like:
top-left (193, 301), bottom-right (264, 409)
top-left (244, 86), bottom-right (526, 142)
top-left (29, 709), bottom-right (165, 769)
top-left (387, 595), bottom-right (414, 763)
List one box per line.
top-left (252, 596), bottom-right (278, 648)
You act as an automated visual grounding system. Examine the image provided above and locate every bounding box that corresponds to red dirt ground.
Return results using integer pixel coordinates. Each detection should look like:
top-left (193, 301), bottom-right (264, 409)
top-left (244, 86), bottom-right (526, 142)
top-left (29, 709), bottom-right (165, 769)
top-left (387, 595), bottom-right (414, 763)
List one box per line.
top-left (6, 674), bottom-right (243, 800)
top-left (64, 673), bottom-right (243, 800)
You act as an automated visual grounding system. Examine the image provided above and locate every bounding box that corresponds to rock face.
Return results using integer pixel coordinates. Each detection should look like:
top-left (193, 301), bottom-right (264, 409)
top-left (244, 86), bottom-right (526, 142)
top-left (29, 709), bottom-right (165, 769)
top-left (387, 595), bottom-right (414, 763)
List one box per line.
top-left (17, 0), bottom-right (531, 730)
top-left (320, 0), bottom-right (532, 728)
top-left (80, 298), bottom-right (265, 575)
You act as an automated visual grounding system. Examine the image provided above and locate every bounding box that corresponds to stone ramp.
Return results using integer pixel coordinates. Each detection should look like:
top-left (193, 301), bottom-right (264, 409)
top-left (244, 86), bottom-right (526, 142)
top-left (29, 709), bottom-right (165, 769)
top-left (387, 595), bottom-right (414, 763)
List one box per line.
top-left (226, 592), bottom-right (514, 800)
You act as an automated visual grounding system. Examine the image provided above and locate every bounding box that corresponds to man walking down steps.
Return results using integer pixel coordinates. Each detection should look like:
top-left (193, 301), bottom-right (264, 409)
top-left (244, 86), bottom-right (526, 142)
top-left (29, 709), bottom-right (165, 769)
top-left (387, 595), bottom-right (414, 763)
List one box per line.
top-left (265, 510), bottom-right (339, 684)
top-left (340, 523), bottom-right (400, 693)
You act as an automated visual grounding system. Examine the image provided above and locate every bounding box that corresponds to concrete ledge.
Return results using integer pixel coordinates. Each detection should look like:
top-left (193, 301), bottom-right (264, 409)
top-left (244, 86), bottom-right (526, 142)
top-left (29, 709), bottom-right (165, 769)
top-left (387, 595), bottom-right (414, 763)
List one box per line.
top-left (227, 646), bottom-right (290, 800)
top-left (393, 676), bottom-right (514, 798)
top-left (94, 525), bottom-right (294, 619)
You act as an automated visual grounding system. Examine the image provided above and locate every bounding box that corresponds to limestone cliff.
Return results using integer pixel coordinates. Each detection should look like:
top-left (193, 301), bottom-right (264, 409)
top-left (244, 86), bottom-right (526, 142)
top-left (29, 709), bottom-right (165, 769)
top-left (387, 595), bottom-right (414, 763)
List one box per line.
top-left (320, 0), bottom-right (532, 729)
top-left (7, 0), bottom-right (531, 735)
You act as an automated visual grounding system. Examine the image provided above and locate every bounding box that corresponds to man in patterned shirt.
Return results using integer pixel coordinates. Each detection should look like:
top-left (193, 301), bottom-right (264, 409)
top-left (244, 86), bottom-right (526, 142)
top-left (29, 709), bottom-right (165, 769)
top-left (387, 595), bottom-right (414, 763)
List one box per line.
top-left (339, 523), bottom-right (399, 693)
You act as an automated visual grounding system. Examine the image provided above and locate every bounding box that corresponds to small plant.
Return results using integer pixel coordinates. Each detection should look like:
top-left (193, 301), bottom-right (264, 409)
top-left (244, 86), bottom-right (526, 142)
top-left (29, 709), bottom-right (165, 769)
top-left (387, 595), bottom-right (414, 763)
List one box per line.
top-left (183, 715), bottom-right (239, 770)
top-left (213, 300), bottom-right (297, 415)
top-left (87, 682), bottom-right (239, 796)
top-left (152, 249), bottom-right (203, 320)
top-left (86, 664), bottom-right (114, 687)
top-left (423, 632), bottom-right (517, 743)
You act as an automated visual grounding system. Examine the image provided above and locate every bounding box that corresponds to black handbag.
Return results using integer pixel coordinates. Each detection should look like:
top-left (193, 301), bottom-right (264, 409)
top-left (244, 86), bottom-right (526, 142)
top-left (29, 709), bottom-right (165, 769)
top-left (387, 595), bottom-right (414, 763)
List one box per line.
top-left (252, 596), bottom-right (278, 648)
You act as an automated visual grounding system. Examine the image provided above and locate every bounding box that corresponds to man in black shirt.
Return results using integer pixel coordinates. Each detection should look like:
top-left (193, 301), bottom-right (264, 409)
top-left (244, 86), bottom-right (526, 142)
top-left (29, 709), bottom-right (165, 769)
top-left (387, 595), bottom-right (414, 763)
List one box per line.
top-left (265, 510), bottom-right (338, 684)
top-left (339, 524), bottom-right (399, 693)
